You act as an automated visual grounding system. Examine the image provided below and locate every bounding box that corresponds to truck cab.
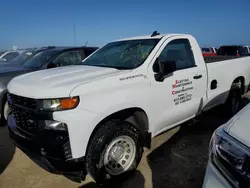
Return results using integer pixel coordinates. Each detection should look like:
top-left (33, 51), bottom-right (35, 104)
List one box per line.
top-left (7, 32), bottom-right (250, 185)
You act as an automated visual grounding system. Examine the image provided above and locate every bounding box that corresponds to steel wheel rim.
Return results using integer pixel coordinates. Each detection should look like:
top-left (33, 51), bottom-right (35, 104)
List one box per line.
top-left (104, 135), bottom-right (136, 175)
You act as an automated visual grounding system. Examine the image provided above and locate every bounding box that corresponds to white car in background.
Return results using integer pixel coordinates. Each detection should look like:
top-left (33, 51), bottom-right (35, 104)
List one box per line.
top-left (244, 45), bottom-right (250, 55)
top-left (203, 103), bottom-right (250, 188)
top-left (0, 51), bottom-right (21, 62)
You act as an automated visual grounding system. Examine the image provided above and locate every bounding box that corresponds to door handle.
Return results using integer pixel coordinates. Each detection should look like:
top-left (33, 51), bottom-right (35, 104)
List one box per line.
top-left (193, 75), bottom-right (202, 79)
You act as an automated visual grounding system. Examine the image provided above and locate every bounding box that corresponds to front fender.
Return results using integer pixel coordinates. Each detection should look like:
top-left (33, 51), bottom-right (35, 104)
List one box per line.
top-left (53, 102), bottom-right (148, 159)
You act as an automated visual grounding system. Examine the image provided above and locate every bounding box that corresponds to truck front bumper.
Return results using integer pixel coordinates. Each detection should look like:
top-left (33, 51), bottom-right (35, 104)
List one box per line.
top-left (8, 113), bottom-right (86, 181)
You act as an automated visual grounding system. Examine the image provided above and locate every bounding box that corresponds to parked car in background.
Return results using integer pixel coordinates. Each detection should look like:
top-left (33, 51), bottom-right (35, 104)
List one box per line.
top-left (7, 32), bottom-right (250, 185)
top-left (0, 51), bottom-right (21, 62)
top-left (202, 47), bottom-right (217, 53)
top-left (203, 102), bottom-right (250, 188)
top-left (244, 45), bottom-right (250, 55)
top-left (0, 46), bottom-right (97, 123)
top-left (1, 48), bottom-right (42, 66)
top-left (202, 47), bottom-right (217, 57)
top-left (217, 45), bottom-right (249, 57)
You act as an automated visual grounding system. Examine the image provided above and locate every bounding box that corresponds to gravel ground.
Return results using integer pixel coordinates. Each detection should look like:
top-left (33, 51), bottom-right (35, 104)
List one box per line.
top-left (1, 94), bottom-right (249, 188)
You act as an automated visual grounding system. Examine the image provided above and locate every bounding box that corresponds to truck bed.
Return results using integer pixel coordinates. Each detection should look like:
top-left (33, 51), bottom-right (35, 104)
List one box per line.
top-left (204, 56), bottom-right (250, 111)
top-left (204, 56), bottom-right (242, 63)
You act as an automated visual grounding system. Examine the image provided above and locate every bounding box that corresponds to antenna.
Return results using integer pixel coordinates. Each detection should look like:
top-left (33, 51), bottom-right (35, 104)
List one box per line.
top-left (85, 41), bottom-right (88, 47)
top-left (74, 23), bottom-right (76, 46)
top-left (151, 30), bottom-right (160, 37)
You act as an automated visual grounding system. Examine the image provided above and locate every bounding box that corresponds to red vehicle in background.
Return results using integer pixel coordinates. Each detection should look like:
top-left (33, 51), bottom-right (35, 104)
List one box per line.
top-left (201, 47), bottom-right (217, 57)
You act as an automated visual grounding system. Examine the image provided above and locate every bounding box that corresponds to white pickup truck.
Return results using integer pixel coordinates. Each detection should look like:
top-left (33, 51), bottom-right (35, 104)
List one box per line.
top-left (6, 32), bottom-right (250, 185)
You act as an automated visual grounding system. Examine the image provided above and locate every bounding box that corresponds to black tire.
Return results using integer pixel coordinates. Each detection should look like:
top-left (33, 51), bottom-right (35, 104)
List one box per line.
top-left (86, 120), bottom-right (143, 187)
top-left (0, 100), bottom-right (8, 126)
top-left (224, 88), bottom-right (241, 117)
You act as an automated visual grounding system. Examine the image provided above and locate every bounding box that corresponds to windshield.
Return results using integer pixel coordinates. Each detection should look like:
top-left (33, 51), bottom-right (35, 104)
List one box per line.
top-left (82, 39), bottom-right (160, 69)
top-left (202, 48), bottom-right (210, 53)
top-left (8, 50), bottom-right (37, 65)
top-left (22, 50), bottom-right (59, 68)
top-left (0, 52), bottom-right (5, 56)
top-left (239, 47), bottom-right (249, 56)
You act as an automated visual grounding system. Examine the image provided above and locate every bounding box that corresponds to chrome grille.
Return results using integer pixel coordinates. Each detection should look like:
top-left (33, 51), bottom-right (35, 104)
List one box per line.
top-left (11, 106), bottom-right (41, 134)
top-left (8, 93), bottom-right (41, 134)
top-left (8, 93), bottom-right (37, 110)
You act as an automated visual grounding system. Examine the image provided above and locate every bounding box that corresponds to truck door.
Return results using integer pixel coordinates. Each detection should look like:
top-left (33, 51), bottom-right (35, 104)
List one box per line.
top-left (149, 37), bottom-right (207, 134)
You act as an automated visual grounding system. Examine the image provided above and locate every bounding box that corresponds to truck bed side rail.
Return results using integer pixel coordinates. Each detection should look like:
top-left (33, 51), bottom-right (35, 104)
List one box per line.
top-left (204, 56), bottom-right (244, 63)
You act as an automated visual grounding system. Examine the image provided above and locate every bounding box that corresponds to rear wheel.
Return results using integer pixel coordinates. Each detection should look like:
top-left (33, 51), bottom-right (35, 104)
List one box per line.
top-left (86, 120), bottom-right (143, 186)
top-left (224, 88), bottom-right (241, 117)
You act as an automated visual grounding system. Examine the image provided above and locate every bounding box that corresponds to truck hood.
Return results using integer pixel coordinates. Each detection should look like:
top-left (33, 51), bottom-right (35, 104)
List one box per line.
top-left (7, 65), bottom-right (127, 98)
top-left (225, 104), bottom-right (250, 147)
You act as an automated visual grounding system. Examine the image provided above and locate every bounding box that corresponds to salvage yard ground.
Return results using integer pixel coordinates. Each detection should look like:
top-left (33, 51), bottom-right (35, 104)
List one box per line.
top-left (1, 93), bottom-right (250, 188)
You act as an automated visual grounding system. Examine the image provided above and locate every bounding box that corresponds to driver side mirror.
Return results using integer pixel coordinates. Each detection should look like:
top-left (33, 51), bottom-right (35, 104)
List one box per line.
top-left (153, 58), bottom-right (176, 82)
top-left (0, 58), bottom-right (7, 62)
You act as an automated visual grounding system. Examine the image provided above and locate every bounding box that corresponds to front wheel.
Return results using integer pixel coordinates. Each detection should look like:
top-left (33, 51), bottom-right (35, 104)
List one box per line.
top-left (86, 120), bottom-right (143, 186)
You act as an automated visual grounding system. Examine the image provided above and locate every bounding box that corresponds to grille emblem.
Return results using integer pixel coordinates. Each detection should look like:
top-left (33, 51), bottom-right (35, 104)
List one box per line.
top-left (28, 119), bottom-right (34, 124)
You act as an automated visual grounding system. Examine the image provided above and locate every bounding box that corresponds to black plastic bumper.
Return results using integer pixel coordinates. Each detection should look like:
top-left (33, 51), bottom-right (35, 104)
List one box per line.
top-left (8, 113), bottom-right (86, 180)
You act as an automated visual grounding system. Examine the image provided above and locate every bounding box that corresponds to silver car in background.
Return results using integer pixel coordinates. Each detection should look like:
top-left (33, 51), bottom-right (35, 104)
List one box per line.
top-left (0, 51), bottom-right (21, 62)
top-left (203, 103), bottom-right (250, 188)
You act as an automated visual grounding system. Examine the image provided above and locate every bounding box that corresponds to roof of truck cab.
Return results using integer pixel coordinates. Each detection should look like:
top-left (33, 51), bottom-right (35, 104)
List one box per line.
top-left (113, 34), bottom-right (188, 42)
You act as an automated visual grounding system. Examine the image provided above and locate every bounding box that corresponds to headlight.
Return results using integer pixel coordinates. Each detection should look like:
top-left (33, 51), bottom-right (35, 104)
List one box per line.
top-left (210, 127), bottom-right (250, 187)
top-left (38, 96), bottom-right (79, 111)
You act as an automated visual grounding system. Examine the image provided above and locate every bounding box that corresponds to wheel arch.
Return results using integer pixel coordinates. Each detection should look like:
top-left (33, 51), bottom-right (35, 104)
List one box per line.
top-left (232, 76), bottom-right (245, 94)
top-left (86, 107), bottom-right (151, 154)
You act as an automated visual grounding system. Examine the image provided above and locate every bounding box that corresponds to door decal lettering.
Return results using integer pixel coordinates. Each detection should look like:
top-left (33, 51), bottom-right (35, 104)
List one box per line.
top-left (172, 79), bottom-right (193, 105)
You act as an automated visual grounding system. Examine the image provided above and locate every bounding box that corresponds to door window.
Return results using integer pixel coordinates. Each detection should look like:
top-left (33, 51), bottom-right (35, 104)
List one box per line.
top-left (53, 51), bottom-right (82, 66)
top-left (159, 39), bottom-right (196, 70)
